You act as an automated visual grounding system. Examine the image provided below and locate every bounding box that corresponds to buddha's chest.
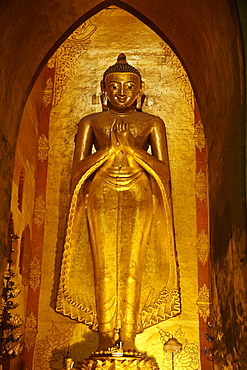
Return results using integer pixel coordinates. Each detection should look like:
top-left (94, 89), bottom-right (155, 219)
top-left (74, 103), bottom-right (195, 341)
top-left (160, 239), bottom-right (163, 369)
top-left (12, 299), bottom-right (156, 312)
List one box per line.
top-left (92, 118), bottom-right (152, 147)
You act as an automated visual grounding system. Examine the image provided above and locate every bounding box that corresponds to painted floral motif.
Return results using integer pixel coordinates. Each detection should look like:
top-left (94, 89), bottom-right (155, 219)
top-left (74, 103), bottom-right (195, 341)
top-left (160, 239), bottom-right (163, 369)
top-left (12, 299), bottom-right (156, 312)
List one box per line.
top-left (43, 78), bottom-right (54, 107)
top-left (194, 120), bottom-right (205, 151)
top-left (33, 195), bottom-right (46, 228)
top-left (34, 322), bottom-right (74, 370)
top-left (30, 257), bottom-right (42, 291)
top-left (196, 284), bottom-right (210, 322)
top-left (25, 312), bottom-right (38, 351)
top-left (195, 230), bottom-right (210, 265)
top-left (159, 326), bottom-right (200, 369)
top-left (52, 21), bottom-right (97, 107)
top-left (38, 134), bottom-right (50, 162)
top-left (195, 170), bottom-right (207, 201)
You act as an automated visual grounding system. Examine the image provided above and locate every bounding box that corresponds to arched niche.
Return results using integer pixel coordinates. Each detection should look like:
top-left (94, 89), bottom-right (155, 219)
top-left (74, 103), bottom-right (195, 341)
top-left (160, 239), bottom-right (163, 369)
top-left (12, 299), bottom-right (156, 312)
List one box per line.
top-left (1, 0), bottom-right (245, 368)
top-left (11, 6), bottom-right (213, 370)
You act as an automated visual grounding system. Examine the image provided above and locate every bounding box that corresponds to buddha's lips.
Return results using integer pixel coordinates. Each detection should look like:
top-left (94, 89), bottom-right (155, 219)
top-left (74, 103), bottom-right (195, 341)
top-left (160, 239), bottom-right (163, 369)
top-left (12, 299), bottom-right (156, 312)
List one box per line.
top-left (116, 96), bottom-right (127, 103)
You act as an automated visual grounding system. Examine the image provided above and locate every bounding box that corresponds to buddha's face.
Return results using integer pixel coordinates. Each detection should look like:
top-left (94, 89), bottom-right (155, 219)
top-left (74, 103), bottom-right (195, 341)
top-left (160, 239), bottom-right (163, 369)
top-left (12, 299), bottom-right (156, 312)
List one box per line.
top-left (104, 72), bottom-right (141, 112)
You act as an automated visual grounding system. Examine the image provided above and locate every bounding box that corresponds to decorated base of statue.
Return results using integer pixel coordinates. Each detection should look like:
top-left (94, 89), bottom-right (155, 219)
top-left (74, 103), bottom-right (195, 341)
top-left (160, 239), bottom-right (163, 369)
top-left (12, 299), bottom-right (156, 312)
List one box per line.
top-left (75, 349), bottom-right (159, 370)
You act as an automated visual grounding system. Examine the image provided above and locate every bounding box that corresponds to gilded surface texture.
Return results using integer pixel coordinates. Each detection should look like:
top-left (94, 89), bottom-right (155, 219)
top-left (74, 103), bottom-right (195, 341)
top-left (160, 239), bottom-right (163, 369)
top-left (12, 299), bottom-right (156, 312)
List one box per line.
top-left (160, 43), bottom-right (193, 107)
top-left (52, 21), bottom-right (97, 107)
top-left (56, 57), bottom-right (181, 350)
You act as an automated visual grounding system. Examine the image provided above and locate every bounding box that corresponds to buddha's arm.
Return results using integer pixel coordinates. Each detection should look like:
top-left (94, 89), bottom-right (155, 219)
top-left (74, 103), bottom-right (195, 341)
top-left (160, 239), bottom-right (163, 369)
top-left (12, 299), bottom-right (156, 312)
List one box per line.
top-left (140, 118), bottom-right (171, 192)
top-left (134, 151), bottom-right (171, 198)
top-left (71, 118), bottom-right (109, 192)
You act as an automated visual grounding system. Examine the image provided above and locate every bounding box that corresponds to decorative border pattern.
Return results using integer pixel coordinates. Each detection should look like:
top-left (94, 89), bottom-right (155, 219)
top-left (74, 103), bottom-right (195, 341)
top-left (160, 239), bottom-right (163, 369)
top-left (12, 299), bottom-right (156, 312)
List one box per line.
top-left (30, 257), bottom-right (42, 291)
top-left (33, 195), bottom-right (46, 228)
top-left (196, 284), bottom-right (210, 322)
top-left (22, 61), bottom-right (56, 367)
top-left (43, 78), bottom-right (54, 107)
top-left (25, 312), bottom-right (38, 351)
top-left (194, 100), bottom-right (213, 369)
top-left (194, 120), bottom-right (205, 151)
top-left (38, 133), bottom-right (50, 162)
top-left (195, 170), bottom-right (207, 201)
top-left (196, 230), bottom-right (210, 265)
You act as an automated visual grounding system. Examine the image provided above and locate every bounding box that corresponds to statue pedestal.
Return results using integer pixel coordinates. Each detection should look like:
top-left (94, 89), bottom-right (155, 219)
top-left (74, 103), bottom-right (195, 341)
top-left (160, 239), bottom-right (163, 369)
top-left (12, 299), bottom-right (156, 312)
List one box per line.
top-left (75, 354), bottom-right (159, 370)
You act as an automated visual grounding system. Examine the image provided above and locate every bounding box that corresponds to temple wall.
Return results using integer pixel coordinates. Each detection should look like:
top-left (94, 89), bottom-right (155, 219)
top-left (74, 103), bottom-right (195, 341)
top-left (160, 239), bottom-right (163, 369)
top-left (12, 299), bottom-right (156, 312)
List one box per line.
top-left (5, 71), bottom-right (45, 369)
top-left (0, 0), bottom-right (246, 368)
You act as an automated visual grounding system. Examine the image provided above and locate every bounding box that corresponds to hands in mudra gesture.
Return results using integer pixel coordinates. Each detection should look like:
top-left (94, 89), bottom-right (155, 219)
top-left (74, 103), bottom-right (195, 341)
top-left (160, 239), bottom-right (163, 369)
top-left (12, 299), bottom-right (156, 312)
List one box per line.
top-left (109, 118), bottom-right (135, 155)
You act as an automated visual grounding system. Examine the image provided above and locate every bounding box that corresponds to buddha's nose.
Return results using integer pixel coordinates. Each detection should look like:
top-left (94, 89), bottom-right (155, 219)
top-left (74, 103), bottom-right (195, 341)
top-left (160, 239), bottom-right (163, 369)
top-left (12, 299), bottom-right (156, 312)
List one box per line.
top-left (119, 83), bottom-right (125, 96)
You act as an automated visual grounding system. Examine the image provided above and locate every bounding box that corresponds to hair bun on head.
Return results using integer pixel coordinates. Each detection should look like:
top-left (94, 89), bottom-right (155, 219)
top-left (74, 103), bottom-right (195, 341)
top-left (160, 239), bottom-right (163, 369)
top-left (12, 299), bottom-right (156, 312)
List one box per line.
top-left (103, 53), bottom-right (142, 81)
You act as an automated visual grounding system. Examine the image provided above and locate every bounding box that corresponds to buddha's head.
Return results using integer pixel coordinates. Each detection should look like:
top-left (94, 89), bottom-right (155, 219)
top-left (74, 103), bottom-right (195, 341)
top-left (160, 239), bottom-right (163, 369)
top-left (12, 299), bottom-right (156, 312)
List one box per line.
top-left (101, 53), bottom-right (145, 113)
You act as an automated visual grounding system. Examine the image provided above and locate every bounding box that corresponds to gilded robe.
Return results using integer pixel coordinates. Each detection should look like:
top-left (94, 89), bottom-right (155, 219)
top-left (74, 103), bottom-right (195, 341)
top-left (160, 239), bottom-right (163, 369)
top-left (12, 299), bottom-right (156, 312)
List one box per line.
top-left (56, 131), bottom-right (180, 332)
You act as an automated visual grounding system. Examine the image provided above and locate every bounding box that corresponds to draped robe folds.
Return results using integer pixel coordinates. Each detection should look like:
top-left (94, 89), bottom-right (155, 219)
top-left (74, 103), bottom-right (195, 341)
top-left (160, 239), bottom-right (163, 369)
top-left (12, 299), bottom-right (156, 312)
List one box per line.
top-left (56, 130), bottom-right (181, 333)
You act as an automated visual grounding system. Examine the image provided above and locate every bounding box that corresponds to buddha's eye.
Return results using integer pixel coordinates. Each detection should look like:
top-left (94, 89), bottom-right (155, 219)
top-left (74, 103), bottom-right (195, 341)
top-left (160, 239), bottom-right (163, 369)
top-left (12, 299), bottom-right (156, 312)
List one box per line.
top-left (128, 86), bottom-right (133, 90)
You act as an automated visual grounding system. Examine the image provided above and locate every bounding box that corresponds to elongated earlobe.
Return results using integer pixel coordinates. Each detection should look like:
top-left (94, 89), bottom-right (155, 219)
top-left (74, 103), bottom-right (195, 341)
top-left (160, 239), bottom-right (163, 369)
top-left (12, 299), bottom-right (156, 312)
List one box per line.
top-left (136, 92), bottom-right (146, 111)
top-left (100, 80), bottom-right (109, 111)
top-left (136, 92), bottom-right (142, 111)
top-left (101, 91), bottom-right (108, 111)
top-left (136, 81), bottom-right (145, 111)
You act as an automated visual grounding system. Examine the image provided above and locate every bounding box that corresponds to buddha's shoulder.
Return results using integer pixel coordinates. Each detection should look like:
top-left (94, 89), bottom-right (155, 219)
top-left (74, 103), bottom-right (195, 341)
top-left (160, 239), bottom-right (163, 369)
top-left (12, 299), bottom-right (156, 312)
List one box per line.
top-left (136, 111), bottom-right (165, 126)
top-left (78, 111), bottom-right (104, 125)
top-left (80, 112), bottom-right (105, 122)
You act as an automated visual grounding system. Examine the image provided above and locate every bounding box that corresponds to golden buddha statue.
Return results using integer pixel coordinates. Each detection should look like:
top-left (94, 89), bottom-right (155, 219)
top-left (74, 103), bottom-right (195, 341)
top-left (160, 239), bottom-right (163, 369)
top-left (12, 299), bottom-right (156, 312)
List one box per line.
top-left (56, 54), bottom-right (180, 354)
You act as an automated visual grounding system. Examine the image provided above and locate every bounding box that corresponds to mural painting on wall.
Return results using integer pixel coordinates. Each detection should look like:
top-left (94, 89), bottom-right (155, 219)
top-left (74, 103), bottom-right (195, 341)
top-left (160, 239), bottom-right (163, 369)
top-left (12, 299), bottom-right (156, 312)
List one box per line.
top-left (16, 6), bottom-right (212, 370)
top-left (159, 326), bottom-right (200, 370)
top-left (33, 322), bottom-right (75, 370)
top-left (159, 43), bottom-right (193, 108)
top-left (25, 313), bottom-right (38, 352)
top-left (49, 21), bottom-right (97, 108)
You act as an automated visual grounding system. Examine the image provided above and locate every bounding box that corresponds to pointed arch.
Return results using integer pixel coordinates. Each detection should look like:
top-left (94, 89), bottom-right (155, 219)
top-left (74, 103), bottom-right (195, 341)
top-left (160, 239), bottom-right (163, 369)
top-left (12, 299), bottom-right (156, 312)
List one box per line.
top-left (0, 1), bottom-right (245, 367)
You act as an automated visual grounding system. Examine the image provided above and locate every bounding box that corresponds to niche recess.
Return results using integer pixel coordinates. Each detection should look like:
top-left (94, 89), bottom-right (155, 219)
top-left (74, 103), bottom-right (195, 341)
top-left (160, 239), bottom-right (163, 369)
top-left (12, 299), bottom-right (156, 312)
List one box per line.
top-left (12, 6), bottom-right (211, 370)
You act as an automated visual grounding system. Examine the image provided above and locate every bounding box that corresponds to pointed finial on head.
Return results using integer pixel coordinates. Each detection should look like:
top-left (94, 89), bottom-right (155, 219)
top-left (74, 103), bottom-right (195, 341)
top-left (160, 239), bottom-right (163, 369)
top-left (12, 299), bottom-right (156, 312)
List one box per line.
top-left (117, 53), bottom-right (127, 64)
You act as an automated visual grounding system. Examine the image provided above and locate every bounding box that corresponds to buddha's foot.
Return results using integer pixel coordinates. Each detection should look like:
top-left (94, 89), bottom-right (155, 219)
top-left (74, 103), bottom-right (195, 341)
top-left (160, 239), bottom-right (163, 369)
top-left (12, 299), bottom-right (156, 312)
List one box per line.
top-left (75, 354), bottom-right (159, 370)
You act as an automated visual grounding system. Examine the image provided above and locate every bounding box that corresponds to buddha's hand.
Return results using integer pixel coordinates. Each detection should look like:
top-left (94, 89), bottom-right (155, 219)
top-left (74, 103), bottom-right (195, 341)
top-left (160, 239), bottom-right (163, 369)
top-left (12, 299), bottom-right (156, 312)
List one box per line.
top-left (115, 120), bottom-right (135, 155)
top-left (109, 119), bottom-right (121, 154)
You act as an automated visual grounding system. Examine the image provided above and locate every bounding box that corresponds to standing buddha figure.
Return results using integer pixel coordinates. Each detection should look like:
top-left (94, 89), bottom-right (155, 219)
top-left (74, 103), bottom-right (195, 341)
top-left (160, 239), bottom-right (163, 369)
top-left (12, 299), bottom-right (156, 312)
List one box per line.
top-left (56, 53), bottom-right (180, 353)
